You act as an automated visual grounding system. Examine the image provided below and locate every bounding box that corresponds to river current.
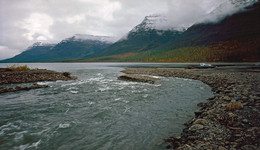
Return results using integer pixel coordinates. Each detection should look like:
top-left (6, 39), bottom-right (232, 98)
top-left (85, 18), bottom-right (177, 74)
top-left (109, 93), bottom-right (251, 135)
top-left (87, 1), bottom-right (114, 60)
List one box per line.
top-left (0, 63), bottom-right (213, 150)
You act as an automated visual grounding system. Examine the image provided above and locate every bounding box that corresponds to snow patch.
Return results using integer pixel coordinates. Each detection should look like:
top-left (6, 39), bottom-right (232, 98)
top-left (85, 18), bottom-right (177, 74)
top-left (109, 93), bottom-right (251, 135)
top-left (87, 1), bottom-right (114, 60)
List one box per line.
top-left (130, 14), bottom-right (186, 33)
top-left (72, 34), bottom-right (117, 43)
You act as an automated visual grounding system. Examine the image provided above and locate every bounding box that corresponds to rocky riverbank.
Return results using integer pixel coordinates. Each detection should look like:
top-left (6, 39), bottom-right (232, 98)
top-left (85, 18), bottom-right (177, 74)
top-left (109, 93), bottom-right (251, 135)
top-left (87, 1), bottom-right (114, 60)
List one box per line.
top-left (0, 83), bottom-right (49, 94)
top-left (0, 68), bottom-right (76, 94)
top-left (121, 66), bottom-right (260, 150)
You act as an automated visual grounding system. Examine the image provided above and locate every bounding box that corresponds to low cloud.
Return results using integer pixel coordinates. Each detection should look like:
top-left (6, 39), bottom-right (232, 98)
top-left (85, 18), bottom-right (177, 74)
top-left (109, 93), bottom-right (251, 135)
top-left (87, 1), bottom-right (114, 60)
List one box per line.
top-left (155, 0), bottom-right (257, 30)
top-left (19, 13), bottom-right (54, 41)
top-left (200, 0), bottom-right (259, 24)
top-left (0, 46), bottom-right (20, 60)
top-left (66, 14), bottom-right (86, 24)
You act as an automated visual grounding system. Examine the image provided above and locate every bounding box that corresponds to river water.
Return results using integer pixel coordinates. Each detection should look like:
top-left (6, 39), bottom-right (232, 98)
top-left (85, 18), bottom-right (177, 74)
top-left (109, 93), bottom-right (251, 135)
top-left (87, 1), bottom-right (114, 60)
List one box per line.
top-left (0, 63), bottom-right (213, 150)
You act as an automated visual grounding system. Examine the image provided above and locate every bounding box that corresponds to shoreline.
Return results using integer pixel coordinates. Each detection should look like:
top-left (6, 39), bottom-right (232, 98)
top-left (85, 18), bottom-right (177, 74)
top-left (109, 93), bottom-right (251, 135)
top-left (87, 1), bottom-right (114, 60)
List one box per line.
top-left (0, 68), bottom-right (76, 94)
top-left (120, 66), bottom-right (260, 149)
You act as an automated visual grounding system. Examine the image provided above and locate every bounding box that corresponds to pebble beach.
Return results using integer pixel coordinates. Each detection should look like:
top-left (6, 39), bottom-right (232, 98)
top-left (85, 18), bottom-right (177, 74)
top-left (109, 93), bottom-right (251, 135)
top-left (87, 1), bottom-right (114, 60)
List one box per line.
top-left (121, 66), bottom-right (260, 150)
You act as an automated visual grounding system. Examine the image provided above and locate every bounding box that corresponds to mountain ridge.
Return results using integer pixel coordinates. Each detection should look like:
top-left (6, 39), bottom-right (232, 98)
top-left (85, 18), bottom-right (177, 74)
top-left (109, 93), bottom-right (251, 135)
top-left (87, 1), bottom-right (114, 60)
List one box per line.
top-left (1, 34), bottom-right (115, 62)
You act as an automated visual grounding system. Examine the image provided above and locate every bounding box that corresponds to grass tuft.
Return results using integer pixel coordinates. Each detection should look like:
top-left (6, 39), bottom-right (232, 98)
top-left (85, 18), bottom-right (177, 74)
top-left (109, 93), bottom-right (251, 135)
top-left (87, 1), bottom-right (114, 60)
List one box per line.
top-left (7, 65), bottom-right (30, 71)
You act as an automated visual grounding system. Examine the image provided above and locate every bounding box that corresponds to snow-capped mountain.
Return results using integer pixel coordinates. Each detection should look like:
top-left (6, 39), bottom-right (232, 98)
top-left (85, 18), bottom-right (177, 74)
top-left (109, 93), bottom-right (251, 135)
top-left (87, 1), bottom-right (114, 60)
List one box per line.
top-left (130, 15), bottom-right (185, 33)
top-left (130, 0), bottom-right (258, 34)
top-left (85, 1), bottom-right (260, 62)
top-left (200, 0), bottom-right (258, 23)
top-left (118, 14), bottom-right (184, 41)
top-left (64, 34), bottom-right (117, 44)
top-left (96, 14), bottom-right (183, 57)
top-left (130, 15), bottom-right (167, 32)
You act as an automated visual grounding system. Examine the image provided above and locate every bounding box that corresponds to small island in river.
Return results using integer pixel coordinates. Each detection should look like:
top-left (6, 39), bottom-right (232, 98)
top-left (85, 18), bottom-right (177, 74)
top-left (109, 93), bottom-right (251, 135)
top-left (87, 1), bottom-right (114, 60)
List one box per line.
top-left (120, 65), bottom-right (260, 149)
top-left (0, 65), bottom-right (76, 94)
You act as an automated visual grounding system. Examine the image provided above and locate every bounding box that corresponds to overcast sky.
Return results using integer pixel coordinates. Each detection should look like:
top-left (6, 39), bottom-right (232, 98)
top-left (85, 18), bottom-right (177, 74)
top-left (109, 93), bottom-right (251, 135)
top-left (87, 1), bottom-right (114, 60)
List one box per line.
top-left (0, 0), bottom-right (256, 60)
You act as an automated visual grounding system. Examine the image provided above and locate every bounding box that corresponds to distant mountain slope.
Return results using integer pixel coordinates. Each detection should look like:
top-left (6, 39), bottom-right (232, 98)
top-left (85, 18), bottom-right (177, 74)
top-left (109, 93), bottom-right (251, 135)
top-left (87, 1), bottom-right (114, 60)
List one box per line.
top-left (2, 42), bottom-right (55, 62)
top-left (2, 35), bottom-right (116, 62)
top-left (81, 1), bottom-right (260, 62)
top-left (42, 35), bottom-right (115, 61)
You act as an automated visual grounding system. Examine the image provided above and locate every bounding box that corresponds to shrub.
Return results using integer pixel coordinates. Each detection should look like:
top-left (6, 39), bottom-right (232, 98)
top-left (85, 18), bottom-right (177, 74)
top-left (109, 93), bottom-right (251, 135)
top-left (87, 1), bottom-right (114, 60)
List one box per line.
top-left (7, 65), bottom-right (30, 71)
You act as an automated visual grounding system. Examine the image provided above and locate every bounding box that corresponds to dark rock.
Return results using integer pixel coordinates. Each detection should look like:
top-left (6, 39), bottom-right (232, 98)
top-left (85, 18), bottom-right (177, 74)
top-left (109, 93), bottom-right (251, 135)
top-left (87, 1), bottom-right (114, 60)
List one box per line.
top-left (194, 111), bottom-right (203, 117)
top-left (187, 136), bottom-right (198, 141)
top-left (165, 145), bottom-right (171, 149)
top-left (208, 96), bottom-right (216, 100)
top-left (62, 72), bottom-right (71, 78)
top-left (197, 102), bottom-right (206, 107)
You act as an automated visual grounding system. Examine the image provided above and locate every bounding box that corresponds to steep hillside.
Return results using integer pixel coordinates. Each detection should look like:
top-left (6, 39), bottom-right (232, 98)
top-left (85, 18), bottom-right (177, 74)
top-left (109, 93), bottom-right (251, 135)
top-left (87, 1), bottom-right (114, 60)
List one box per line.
top-left (81, 1), bottom-right (260, 62)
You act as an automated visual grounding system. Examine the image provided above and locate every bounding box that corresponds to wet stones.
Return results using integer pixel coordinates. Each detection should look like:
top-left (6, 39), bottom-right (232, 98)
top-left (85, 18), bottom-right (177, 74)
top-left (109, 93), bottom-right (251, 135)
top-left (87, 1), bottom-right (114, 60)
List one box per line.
top-left (0, 68), bottom-right (76, 85)
top-left (189, 124), bottom-right (204, 131)
top-left (118, 74), bottom-right (159, 84)
top-left (223, 96), bottom-right (232, 101)
top-left (240, 145), bottom-right (258, 150)
top-left (193, 119), bottom-right (207, 125)
top-left (0, 68), bottom-right (76, 94)
top-left (226, 101), bottom-right (244, 111)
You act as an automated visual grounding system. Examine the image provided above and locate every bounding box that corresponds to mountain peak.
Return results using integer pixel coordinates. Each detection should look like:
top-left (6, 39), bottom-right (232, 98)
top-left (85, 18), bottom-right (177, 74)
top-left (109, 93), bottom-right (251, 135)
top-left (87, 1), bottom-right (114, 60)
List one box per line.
top-left (130, 14), bottom-right (186, 33)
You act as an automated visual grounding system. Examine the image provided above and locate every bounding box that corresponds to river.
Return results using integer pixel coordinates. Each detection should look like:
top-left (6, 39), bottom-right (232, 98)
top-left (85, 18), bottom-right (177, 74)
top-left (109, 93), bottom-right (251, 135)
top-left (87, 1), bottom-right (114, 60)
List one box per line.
top-left (0, 63), bottom-right (213, 150)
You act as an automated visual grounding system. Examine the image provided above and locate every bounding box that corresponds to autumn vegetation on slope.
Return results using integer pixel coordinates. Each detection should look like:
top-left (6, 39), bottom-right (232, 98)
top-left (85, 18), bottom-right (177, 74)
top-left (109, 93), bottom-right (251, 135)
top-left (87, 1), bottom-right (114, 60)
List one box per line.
top-left (77, 2), bottom-right (260, 63)
top-left (77, 37), bottom-right (259, 62)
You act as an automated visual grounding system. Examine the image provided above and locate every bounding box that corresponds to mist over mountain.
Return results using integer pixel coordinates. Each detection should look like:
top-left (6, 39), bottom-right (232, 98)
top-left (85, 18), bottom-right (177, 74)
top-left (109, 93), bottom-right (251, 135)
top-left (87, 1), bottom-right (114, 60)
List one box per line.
top-left (163, 0), bottom-right (258, 30)
top-left (78, 1), bottom-right (260, 62)
top-left (1, 0), bottom-right (259, 63)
